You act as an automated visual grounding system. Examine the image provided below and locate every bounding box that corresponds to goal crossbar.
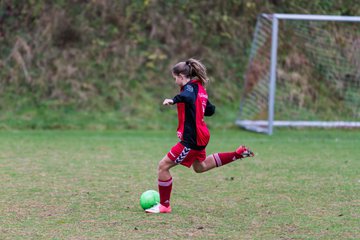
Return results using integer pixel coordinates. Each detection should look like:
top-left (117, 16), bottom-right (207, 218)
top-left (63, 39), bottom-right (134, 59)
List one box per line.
top-left (271, 14), bottom-right (360, 22)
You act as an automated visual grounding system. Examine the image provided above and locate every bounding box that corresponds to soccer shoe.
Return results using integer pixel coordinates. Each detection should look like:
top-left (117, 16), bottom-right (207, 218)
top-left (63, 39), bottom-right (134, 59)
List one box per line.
top-left (145, 203), bottom-right (172, 214)
top-left (236, 145), bottom-right (254, 159)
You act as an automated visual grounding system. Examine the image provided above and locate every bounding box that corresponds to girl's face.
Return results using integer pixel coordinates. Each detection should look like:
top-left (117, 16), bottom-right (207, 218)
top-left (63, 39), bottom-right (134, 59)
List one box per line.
top-left (172, 73), bottom-right (189, 87)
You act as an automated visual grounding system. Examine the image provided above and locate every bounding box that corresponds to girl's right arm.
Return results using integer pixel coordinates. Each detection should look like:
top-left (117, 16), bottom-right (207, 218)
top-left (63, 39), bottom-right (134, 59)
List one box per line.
top-left (172, 85), bottom-right (196, 104)
top-left (163, 99), bottom-right (174, 105)
top-left (163, 84), bottom-right (196, 106)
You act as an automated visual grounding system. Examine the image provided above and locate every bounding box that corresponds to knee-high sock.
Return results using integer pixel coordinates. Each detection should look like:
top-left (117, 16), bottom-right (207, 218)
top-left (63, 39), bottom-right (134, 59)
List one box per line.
top-left (158, 177), bottom-right (172, 207)
top-left (213, 151), bottom-right (241, 167)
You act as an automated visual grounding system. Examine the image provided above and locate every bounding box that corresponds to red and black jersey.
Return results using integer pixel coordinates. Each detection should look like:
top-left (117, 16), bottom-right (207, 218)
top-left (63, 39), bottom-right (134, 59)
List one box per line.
top-left (172, 79), bottom-right (215, 150)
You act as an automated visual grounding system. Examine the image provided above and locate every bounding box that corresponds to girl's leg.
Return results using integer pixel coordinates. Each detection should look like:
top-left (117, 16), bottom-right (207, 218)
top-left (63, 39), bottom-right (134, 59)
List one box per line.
top-left (157, 155), bottom-right (177, 207)
top-left (192, 155), bottom-right (217, 173)
top-left (192, 145), bottom-right (254, 173)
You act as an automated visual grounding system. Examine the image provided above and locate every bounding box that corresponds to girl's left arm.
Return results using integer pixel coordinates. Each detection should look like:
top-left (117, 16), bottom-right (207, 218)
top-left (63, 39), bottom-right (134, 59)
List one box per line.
top-left (204, 100), bottom-right (216, 116)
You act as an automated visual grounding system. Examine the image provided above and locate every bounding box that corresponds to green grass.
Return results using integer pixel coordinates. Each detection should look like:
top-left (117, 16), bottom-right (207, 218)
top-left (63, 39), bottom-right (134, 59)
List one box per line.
top-left (0, 129), bottom-right (359, 239)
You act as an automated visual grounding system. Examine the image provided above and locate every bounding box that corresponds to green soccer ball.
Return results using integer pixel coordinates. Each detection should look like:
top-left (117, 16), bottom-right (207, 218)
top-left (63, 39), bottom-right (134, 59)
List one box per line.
top-left (140, 190), bottom-right (160, 210)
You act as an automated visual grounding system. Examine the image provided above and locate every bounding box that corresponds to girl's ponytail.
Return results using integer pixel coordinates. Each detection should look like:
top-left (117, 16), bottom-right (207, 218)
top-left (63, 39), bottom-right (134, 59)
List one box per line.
top-left (172, 58), bottom-right (209, 86)
top-left (186, 58), bottom-right (209, 85)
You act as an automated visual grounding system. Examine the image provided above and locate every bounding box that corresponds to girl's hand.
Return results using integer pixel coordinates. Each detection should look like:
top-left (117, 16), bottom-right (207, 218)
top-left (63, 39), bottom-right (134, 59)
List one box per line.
top-left (163, 99), bottom-right (174, 105)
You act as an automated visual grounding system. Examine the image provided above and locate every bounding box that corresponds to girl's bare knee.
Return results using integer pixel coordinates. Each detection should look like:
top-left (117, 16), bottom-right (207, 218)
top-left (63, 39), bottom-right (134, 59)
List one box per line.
top-left (193, 163), bottom-right (205, 173)
top-left (158, 157), bottom-right (175, 174)
top-left (158, 160), bottom-right (166, 173)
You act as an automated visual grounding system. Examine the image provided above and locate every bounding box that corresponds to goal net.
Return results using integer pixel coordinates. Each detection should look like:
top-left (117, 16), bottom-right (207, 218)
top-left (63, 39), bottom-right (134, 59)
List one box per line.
top-left (236, 14), bottom-right (360, 134)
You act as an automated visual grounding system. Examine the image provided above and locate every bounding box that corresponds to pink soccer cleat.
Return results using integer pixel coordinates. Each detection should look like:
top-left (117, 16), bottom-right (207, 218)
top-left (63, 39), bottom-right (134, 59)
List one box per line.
top-left (145, 203), bottom-right (172, 214)
top-left (236, 145), bottom-right (254, 159)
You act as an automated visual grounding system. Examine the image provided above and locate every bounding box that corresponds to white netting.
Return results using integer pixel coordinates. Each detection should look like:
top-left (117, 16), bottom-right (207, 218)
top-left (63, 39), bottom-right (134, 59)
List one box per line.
top-left (238, 14), bottom-right (360, 133)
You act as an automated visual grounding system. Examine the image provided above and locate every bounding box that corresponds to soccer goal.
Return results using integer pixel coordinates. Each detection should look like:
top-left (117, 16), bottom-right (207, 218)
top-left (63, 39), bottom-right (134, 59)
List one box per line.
top-left (236, 14), bottom-right (360, 135)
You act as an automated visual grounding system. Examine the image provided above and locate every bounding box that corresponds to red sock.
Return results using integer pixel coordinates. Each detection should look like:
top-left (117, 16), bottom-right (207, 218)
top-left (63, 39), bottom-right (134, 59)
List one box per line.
top-left (158, 177), bottom-right (172, 207)
top-left (213, 151), bottom-right (240, 167)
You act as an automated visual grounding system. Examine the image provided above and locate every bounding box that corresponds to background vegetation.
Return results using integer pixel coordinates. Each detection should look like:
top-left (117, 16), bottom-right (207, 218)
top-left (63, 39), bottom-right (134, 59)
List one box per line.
top-left (1, 0), bottom-right (359, 129)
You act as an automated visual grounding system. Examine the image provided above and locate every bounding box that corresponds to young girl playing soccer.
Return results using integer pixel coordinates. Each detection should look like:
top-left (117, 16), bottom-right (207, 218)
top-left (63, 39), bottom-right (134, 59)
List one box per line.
top-left (146, 58), bottom-right (254, 213)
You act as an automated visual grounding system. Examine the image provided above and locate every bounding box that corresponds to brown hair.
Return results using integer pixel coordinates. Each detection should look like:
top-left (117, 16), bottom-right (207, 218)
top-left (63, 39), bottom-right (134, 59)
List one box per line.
top-left (172, 58), bottom-right (209, 85)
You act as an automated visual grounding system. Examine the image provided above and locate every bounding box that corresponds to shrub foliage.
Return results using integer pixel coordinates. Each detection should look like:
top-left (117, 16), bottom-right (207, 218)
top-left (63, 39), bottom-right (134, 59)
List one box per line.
top-left (0, 0), bottom-right (358, 129)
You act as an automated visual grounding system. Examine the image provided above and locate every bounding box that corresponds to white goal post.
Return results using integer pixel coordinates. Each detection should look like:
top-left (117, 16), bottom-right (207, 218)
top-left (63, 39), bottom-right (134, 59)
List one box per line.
top-left (236, 14), bottom-right (360, 135)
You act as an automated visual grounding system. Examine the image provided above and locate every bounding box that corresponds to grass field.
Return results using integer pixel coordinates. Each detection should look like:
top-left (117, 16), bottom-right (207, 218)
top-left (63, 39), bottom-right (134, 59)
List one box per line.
top-left (0, 129), bottom-right (359, 239)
